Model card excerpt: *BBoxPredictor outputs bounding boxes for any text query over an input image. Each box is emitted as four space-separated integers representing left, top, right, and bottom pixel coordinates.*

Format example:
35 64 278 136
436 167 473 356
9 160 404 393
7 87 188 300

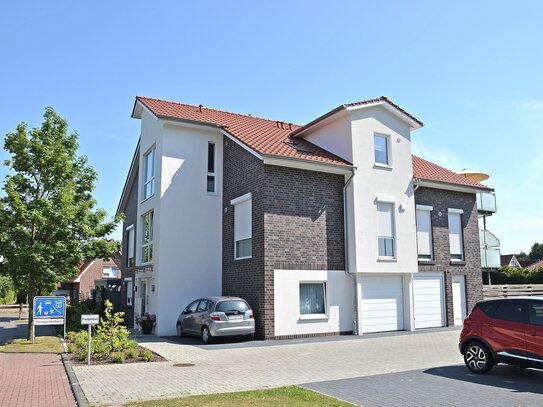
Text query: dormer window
374 134 389 166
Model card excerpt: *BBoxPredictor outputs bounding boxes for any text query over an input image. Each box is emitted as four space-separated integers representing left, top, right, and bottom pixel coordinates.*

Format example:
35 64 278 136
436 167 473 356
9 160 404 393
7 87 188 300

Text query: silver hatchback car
176 297 255 343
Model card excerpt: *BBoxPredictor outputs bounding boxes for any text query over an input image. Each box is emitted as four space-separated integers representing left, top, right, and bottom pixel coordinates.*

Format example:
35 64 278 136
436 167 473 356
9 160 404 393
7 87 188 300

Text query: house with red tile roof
56 254 122 304
117 96 496 338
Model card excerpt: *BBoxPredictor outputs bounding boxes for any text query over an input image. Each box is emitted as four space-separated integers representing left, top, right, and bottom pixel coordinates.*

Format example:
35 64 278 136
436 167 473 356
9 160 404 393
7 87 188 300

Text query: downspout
343 167 358 335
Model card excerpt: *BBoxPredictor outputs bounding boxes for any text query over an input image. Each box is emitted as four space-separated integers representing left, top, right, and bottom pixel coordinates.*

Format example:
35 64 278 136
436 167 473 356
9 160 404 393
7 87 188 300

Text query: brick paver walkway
74 328 465 404
0 353 76 407
0 314 76 407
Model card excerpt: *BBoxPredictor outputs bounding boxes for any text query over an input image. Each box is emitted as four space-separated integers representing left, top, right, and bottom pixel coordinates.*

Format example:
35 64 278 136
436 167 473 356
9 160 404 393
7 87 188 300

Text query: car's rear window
477 301 500 317
215 300 250 313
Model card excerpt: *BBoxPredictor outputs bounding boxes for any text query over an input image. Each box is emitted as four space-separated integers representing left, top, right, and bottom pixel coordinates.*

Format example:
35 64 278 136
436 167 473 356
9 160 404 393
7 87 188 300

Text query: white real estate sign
81 314 100 325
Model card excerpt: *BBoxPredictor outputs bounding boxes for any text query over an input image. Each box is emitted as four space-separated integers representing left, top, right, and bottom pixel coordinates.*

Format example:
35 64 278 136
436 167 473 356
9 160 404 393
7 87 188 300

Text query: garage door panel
413 274 444 329
361 276 404 333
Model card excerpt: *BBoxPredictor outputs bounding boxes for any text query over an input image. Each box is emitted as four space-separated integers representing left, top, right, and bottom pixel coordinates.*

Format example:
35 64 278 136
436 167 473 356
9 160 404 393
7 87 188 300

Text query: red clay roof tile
135 96 488 189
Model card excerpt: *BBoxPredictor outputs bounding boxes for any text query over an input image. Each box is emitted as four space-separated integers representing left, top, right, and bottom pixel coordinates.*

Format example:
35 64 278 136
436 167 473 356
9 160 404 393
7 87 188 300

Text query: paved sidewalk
0 314 76 407
74 329 464 404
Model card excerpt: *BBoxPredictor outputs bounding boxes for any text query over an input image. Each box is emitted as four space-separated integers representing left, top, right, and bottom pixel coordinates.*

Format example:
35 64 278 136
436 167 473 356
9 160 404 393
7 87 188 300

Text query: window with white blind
448 209 464 261
232 193 252 259
416 205 433 260
143 147 156 200
126 225 135 267
377 201 395 258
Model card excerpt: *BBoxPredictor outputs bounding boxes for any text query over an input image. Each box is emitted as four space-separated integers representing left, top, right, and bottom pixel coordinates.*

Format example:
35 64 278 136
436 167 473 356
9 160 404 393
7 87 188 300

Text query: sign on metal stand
33 296 66 344
81 314 99 365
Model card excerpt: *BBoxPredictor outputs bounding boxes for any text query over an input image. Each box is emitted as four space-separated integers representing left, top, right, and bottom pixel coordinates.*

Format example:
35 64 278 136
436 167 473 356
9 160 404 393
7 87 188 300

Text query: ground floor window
299 282 326 315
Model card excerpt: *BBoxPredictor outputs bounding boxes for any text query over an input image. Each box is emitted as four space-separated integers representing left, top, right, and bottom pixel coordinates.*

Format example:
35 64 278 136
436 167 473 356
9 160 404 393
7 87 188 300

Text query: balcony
477 191 496 214
480 229 501 269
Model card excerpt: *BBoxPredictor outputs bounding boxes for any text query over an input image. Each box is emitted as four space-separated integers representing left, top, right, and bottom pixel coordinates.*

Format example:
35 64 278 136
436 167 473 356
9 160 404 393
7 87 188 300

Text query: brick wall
415 187 483 326
119 167 139 327
262 165 345 338
222 137 266 337
222 136 346 339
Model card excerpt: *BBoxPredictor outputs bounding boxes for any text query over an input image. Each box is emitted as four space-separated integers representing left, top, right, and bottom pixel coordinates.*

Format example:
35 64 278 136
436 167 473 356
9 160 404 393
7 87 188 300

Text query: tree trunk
27 278 35 341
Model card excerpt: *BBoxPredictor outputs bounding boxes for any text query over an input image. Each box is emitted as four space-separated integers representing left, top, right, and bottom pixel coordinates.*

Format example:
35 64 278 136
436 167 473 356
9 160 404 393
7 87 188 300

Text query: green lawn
124 386 355 407
0 335 63 353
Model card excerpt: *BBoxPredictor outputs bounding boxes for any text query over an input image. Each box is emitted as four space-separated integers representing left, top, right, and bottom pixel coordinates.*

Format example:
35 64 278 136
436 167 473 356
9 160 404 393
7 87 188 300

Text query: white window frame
448 208 464 262
126 224 135 267
143 146 156 200
102 266 119 278
377 200 396 260
231 193 252 260
374 133 391 168
141 211 154 264
207 142 216 194
298 281 328 319
416 205 434 261
125 278 133 306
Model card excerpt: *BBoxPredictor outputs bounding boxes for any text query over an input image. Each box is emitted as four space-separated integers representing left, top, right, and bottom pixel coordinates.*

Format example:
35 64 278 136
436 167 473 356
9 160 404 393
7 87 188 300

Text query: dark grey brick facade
222 137 345 339
119 168 138 327
415 187 483 326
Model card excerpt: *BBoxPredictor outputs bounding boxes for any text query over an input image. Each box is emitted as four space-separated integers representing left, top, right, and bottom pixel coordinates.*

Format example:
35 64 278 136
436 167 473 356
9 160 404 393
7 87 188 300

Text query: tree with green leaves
0 107 120 339
529 243 543 260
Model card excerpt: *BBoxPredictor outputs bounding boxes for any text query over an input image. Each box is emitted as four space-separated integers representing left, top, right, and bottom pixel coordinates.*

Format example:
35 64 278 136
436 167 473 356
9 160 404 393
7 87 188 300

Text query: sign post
33 296 66 344
81 314 99 365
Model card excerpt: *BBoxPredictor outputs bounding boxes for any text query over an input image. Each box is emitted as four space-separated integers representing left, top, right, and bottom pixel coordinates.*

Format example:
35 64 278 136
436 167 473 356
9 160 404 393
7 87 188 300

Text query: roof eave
414 177 493 193
116 141 140 216
262 154 354 175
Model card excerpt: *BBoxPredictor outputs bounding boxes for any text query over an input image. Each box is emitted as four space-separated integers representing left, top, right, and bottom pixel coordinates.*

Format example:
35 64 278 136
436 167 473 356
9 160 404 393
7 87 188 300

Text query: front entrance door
452 275 467 326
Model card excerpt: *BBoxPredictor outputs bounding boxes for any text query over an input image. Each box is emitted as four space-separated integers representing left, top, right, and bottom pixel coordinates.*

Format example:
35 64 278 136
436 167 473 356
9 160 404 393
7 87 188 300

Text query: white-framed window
374 134 390 166
125 278 133 306
143 147 156 200
299 282 326 315
377 201 395 258
448 208 464 261
142 211 154 264
103 266 119 278
126 225 135 267
231 193 252 259
416 205 433 260
207 142 216 193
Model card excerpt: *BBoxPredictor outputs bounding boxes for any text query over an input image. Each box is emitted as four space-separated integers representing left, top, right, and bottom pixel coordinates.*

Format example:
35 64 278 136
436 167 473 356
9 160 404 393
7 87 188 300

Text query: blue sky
1 1 541 254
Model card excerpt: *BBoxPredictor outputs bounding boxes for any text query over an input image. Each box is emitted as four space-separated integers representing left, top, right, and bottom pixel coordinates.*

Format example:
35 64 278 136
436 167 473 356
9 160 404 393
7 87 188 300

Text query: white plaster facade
132 106 223 336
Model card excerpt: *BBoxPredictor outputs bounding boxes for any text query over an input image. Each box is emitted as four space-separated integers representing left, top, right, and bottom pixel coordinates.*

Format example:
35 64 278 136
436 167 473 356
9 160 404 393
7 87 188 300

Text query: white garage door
413 274 445 329
361 276 404 333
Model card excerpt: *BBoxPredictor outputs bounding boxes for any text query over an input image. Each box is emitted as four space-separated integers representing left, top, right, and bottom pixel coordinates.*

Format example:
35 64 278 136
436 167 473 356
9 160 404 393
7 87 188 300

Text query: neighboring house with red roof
57 255 122 304
501 254 522 268
117 96 496 338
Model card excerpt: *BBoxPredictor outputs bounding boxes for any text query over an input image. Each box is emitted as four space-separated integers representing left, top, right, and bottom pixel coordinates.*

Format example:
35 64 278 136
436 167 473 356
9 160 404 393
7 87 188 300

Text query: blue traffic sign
34 296 65 318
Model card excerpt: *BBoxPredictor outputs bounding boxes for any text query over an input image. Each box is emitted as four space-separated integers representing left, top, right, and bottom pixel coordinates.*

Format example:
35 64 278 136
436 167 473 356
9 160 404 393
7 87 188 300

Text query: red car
459 297 543 374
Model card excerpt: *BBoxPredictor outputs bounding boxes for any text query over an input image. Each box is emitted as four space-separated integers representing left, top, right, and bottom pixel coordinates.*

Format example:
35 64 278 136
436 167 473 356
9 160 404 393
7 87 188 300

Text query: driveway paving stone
74 328 465 404
302 364 543 407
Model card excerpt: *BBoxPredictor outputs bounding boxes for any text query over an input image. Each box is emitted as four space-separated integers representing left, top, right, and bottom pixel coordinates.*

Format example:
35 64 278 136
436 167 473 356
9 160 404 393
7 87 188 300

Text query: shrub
111 352 125 364
96 300 131 352
0 276 16 304
492 266 543 284
126 348 137 359
140 349 154 362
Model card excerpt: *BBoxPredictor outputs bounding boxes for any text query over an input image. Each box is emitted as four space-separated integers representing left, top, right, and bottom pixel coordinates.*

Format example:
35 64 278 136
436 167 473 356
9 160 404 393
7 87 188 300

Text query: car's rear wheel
464 341 493 374
176 322 185 338
202 326 214 344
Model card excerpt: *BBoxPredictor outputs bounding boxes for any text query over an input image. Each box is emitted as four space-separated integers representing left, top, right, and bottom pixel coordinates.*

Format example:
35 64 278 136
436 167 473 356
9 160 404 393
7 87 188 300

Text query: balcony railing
480 229 501 269
477 191 497 213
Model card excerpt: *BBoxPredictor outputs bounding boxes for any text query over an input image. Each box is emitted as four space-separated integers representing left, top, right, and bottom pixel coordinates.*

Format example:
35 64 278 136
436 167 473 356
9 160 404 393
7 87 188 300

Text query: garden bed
66 344 166 365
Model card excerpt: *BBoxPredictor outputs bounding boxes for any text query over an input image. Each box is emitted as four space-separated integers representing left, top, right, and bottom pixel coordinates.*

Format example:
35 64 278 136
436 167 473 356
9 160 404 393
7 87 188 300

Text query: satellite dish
457 169 489 183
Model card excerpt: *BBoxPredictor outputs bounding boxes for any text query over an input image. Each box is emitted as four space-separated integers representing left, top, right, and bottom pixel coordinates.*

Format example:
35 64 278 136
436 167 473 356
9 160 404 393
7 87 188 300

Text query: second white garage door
413 273 445 329
361 276 404 333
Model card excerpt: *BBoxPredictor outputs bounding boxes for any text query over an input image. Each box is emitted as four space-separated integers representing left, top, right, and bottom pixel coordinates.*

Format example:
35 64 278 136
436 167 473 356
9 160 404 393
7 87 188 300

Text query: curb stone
62 353 89 407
